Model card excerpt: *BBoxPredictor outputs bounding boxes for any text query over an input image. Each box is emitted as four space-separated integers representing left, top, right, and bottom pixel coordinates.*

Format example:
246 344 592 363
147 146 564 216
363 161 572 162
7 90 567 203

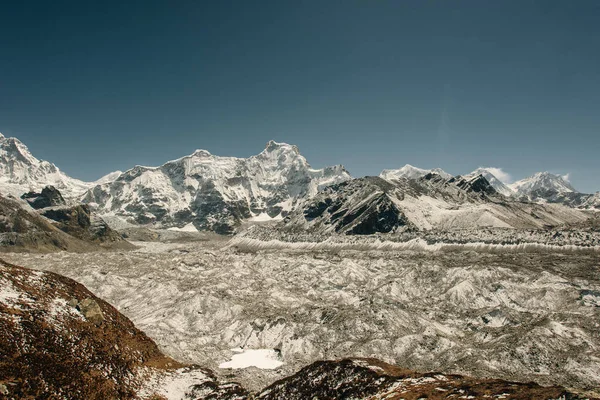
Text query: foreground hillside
1 258 595 399
0 259 249 399
5 239 599 396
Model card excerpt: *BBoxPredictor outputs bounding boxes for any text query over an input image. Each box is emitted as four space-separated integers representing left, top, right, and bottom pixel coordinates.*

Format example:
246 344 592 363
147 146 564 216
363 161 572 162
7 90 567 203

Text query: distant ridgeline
0 132 598 235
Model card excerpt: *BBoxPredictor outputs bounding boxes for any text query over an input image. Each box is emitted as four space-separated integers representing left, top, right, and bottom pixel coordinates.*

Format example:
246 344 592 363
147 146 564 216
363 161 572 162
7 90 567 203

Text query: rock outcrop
20 185 66 209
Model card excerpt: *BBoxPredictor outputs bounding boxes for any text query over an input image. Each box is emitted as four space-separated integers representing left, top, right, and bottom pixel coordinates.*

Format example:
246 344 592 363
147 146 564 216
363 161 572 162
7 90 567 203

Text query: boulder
77 298 104 324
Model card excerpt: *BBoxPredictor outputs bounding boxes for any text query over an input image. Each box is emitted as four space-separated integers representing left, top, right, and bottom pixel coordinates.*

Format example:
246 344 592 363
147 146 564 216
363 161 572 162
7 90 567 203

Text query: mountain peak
381 164 452 181
465 168 514 197
510 171 577 198
263 140 300 154
192 149 212 157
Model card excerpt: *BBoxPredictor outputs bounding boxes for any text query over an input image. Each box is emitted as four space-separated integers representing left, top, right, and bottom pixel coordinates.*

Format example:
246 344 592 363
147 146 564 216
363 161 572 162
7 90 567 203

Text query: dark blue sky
1 0 599 191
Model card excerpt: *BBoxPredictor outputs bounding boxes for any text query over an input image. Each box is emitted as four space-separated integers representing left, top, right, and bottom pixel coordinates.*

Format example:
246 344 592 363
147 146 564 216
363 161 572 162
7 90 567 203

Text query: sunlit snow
219 348 283 370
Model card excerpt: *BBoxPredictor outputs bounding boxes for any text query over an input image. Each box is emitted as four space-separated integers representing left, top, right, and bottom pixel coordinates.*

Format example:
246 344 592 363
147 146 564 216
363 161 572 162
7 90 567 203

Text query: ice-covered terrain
4 237 599 394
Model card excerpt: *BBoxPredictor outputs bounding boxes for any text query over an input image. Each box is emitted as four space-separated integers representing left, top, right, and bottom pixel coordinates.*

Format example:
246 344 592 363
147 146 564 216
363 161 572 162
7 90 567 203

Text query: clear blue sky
1 0 599 192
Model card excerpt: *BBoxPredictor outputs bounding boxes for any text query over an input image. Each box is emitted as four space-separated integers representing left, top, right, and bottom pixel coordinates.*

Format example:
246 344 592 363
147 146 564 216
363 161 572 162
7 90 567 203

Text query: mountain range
0 133 597 233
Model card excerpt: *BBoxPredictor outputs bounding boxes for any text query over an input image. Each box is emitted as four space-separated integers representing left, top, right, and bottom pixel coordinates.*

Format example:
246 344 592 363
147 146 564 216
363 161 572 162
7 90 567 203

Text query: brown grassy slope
0 259 177 399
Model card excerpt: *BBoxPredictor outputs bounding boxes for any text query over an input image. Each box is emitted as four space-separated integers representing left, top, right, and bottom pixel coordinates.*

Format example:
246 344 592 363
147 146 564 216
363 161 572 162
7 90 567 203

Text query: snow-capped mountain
83 141 351 233
581 192 600 210
93 170 123 185
465 168 514 197
0 133 92 198
380 164 452 181
510 171 576 200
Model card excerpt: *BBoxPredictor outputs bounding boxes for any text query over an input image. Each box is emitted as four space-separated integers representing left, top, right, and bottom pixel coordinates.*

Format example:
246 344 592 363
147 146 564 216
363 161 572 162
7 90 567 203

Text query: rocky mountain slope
82 141 351 233
0 187 132 252
281 172 589 234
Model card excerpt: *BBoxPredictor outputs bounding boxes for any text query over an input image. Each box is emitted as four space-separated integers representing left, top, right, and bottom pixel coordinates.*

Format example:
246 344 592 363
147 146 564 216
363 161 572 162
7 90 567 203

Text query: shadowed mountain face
21 186 66 209
0 187 133 252
0 194 100 252
285 177 413 234
281 173 590 233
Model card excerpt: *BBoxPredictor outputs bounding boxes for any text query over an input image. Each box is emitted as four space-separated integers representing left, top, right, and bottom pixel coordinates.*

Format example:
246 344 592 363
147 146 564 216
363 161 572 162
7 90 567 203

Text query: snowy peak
465 168 514 197
0 134 91 198
0 135 41 166
510 171 577 200
380 164 452 181
262 140 300 155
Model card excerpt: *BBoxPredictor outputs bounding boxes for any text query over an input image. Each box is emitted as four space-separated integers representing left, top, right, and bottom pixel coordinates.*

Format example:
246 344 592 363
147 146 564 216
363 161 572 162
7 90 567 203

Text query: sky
1 0 599 192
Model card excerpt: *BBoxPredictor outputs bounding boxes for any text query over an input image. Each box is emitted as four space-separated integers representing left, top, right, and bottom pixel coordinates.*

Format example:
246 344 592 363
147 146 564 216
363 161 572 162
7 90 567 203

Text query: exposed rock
455 174 498 196
77 298 104 324
0 193 133 252
285 177 413 235
21 185 66 209
40 204 134 248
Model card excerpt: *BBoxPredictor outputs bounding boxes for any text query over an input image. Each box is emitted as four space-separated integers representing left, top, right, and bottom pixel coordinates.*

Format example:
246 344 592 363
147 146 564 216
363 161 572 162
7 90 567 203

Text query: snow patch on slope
380 164 452 181
219 348 284 370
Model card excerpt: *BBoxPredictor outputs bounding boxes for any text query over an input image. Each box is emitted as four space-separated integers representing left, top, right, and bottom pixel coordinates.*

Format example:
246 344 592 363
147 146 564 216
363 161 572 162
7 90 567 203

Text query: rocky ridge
281 172 590 234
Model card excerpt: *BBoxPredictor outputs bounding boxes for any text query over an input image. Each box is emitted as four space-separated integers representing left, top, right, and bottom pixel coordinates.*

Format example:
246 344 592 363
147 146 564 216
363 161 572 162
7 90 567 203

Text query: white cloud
480 167 512 184
562 173 571 182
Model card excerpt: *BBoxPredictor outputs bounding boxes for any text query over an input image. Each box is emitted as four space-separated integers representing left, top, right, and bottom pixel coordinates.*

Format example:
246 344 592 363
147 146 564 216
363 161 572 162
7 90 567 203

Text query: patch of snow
250 213 283 222
219 348 284 370
139 367 212 400
167 223 198 232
